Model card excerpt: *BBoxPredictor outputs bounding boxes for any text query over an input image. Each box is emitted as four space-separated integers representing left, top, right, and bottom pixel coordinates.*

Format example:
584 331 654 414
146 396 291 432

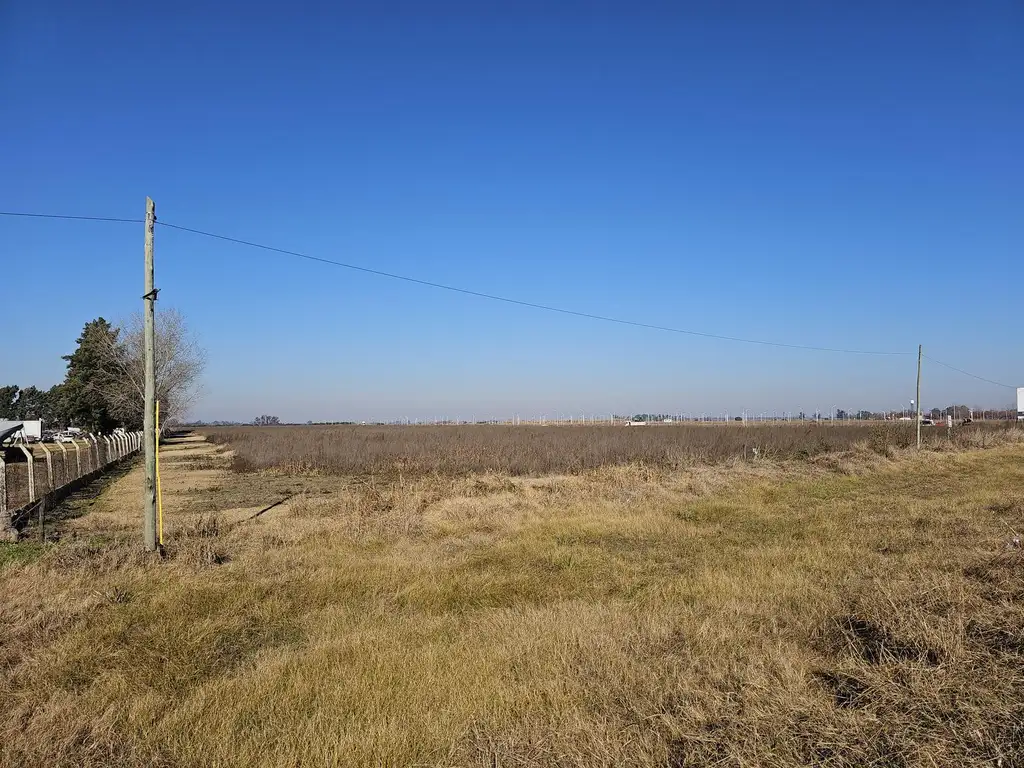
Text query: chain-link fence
1 432 142 527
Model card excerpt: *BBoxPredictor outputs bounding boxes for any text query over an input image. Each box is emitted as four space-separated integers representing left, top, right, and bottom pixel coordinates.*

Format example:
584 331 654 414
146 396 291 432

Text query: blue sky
3 2 1022 421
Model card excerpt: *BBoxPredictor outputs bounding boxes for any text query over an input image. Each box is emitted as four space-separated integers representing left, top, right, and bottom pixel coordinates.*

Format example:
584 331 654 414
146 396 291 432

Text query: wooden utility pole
143 197 158 551
916 344 923 450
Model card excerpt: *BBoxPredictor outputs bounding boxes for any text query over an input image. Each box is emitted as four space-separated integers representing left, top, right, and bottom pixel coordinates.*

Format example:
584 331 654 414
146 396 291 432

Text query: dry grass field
201 421 1012 476
1 427 1024 766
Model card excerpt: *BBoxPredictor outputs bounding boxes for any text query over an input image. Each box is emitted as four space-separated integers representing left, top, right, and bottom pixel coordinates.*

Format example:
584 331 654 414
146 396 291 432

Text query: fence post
89 435 99 472
38 443 53 493
57 441 68 484
73 440 82 478
18 445 35 504
102 435 112 465
0 454 6 520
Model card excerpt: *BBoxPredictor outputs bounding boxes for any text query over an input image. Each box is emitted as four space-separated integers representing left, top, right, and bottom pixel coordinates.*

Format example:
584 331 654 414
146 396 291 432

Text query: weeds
2 433 1024 766
200 422 1018 477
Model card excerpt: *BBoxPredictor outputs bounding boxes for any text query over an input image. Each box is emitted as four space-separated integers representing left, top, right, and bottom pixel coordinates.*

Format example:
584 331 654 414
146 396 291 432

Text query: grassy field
1 429 1023 766
199 421 1013 476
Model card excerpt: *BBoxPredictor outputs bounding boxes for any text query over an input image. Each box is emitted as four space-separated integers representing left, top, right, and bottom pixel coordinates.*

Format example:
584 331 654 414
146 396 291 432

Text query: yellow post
156 400 164 545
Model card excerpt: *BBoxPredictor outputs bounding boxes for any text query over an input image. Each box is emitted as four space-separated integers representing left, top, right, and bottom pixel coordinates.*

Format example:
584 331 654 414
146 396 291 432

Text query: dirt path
56 432 302 540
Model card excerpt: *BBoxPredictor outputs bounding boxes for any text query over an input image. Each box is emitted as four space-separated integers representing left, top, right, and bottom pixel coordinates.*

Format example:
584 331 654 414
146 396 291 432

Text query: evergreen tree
0 386 18 419
61 318 121 432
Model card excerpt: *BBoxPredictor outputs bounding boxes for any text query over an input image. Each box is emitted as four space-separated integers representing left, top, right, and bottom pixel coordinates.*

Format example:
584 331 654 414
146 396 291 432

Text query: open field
2 430 1024 766
200 421 1015 476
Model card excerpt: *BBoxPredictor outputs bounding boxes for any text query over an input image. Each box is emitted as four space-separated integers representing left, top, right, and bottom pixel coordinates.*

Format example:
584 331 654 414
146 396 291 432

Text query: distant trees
11 386 48 421
253 415 280 426
5 311 205 432
0 386 18 418
0 384 70 425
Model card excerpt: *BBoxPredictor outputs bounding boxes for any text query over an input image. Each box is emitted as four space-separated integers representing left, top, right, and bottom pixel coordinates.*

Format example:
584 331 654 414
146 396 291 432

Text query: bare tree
97 308 206 428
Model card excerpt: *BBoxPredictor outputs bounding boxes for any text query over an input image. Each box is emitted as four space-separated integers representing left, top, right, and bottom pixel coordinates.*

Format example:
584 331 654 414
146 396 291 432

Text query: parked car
55 432 79 443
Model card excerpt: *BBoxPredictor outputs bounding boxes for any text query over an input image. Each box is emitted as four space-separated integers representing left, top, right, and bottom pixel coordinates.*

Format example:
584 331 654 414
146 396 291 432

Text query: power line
923 355 1016 389
157 220 909 356
0 210 143 224
0 208 954 358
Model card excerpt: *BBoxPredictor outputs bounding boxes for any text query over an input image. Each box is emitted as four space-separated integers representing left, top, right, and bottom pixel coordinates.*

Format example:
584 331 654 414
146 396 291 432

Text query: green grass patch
0 541 47 569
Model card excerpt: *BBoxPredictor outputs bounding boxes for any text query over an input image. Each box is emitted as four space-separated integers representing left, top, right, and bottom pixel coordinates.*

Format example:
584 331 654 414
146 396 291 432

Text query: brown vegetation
2 432 1023 766
201 421 1014 476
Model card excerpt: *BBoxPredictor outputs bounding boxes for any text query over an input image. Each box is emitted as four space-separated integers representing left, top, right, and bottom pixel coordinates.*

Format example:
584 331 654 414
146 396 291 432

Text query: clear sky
3 2 1022 422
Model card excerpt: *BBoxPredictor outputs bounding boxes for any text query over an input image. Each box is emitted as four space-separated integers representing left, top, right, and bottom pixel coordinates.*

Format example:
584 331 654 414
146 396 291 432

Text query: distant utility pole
143 197 158 551
915 344 923 450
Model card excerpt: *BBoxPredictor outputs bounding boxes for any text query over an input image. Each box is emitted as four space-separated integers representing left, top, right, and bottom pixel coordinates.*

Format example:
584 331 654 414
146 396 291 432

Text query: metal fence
1 432 142 526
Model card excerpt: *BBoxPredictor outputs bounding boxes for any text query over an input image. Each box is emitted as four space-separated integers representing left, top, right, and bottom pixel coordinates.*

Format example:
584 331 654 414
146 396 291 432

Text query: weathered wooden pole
143 197 158 551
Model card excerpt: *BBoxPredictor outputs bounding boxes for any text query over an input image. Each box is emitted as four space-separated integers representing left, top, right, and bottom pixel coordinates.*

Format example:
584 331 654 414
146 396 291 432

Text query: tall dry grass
199 421 1015 477
1 433 1023 766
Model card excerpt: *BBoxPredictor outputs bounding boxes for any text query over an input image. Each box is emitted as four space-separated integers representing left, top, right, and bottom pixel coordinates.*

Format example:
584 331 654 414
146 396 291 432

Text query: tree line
1 309 204 433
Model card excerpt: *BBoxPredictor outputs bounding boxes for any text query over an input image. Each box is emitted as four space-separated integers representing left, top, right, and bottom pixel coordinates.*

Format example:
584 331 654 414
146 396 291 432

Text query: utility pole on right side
143 197 158 551
916 344 923 450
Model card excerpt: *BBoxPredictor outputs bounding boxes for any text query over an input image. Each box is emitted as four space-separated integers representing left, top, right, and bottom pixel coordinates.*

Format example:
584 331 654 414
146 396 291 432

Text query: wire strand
8 209 987 360
157 220 909 356
0 210 143 224
923 355 1016 389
